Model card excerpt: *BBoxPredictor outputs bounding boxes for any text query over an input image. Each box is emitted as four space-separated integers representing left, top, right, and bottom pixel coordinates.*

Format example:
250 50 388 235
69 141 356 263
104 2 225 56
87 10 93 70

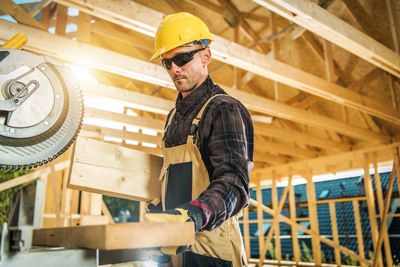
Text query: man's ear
202 48 212 66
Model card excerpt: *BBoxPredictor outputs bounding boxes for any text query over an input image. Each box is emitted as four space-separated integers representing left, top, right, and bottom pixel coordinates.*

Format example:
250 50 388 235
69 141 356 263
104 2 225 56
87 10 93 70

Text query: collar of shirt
174 76 214 118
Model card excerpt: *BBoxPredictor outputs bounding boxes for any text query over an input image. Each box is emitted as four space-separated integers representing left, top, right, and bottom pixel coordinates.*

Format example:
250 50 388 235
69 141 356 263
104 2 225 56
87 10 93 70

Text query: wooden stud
352 200 365 266
386 0 400 53
55 4 68 35
373 154 399 267
255 182 265 262
288 176 300 263
271 177 281 262
328 201 341 265
77 11 92 43
304 171 322 265
363 154 383 266
372 155 393 266
243 207 251 262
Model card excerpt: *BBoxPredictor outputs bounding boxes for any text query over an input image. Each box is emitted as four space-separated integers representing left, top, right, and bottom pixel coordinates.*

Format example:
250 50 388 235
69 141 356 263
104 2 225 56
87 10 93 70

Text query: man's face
161 45 211 97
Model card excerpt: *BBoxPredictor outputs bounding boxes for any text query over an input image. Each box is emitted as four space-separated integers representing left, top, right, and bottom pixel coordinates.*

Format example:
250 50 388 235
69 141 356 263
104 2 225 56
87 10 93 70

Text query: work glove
144 203 204 256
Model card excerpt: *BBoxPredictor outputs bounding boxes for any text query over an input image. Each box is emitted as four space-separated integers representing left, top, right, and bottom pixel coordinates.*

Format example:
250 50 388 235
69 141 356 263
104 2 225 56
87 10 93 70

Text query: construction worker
144 12 254 267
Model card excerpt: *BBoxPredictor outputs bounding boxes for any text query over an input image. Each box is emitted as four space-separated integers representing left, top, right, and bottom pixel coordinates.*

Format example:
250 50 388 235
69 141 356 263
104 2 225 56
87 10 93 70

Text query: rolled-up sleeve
194 102 253 231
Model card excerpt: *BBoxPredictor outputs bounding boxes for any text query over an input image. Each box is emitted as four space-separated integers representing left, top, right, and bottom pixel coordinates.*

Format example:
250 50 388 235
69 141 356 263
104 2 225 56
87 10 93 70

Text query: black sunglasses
161 48 206 70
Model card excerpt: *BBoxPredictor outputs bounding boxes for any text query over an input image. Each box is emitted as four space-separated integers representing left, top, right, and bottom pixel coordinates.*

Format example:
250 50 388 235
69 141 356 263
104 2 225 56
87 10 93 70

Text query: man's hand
144 204 205 256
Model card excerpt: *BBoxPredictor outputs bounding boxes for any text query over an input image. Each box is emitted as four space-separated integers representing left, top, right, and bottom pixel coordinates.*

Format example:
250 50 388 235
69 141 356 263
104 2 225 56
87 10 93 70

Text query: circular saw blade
0 49 84 170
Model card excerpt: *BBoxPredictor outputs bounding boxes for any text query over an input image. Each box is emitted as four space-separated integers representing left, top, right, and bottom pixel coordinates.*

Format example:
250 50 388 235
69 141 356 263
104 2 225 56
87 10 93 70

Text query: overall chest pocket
165 162 193 210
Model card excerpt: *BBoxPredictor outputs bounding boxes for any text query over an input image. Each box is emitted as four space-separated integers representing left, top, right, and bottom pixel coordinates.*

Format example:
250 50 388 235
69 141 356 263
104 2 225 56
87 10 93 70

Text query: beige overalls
159 95 247 267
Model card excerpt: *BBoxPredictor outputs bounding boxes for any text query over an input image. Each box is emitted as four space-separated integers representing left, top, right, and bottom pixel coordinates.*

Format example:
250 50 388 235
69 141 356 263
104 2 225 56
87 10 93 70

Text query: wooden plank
252 0 400 78
51 0 400 126
33 222 195 249
0 21 392 142
68 137 162 201
352 200 365 266
0 0 46 30
328 202 341 265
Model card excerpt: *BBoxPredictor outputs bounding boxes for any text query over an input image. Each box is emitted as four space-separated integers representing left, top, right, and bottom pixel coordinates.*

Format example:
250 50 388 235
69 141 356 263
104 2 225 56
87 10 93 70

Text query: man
144 12 254 267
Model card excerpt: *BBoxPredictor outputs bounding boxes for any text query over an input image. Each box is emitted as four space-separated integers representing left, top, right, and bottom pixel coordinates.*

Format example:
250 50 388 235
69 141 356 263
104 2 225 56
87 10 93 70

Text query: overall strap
162 108 176 142
188 94 227 141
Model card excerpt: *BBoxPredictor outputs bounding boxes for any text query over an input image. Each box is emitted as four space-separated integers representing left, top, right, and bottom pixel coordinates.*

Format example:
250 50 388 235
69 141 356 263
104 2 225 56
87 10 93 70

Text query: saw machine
0 33 83 170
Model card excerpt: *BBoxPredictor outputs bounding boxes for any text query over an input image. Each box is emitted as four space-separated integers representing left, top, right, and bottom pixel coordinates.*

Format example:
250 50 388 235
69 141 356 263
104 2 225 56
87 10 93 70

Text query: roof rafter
52 0 400 126
0 20 390 143
252 0 400 78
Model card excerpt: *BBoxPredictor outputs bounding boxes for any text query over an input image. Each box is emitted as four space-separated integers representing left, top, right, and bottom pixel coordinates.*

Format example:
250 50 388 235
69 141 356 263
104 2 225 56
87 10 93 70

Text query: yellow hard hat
151 12 214 61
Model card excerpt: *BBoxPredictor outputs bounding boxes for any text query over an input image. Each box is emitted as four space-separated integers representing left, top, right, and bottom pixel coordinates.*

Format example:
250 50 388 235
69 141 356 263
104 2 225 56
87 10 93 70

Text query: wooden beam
253 142 400 181
68 137 162 202
252 0 400 78
0 0 46 31
255 123 351 152
386 0 400 53
51 0 400 125
55 4 68 35
28 0 52 17
255 138 318 159
255 183 265 258
33 221 195 249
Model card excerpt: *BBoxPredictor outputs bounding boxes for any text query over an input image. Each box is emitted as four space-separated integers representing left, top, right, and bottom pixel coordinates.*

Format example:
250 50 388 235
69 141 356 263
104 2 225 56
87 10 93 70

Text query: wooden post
304 171 322 265
77 11 92 43
288 176 300 263
352 200 365 266
363 154 383 266
329 201 341 266
271 177 281 262
373 154 399 267
55 4 68 35
255 181 265 265
372 156 393 266
243 207 251 262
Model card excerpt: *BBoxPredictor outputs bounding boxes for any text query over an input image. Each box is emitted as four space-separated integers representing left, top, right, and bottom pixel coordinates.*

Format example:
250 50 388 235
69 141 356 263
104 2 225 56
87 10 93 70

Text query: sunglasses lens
161 58 172 70
174 53 193 67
